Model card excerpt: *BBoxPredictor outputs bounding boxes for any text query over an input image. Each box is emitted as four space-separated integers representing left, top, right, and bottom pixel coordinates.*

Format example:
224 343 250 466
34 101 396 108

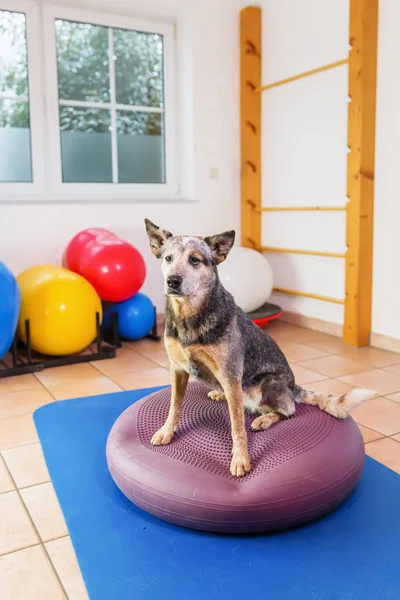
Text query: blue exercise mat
34 387 400 600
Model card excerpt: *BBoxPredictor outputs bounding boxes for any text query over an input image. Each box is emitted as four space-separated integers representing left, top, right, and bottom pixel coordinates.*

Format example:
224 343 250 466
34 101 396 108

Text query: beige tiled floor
1 321 400 598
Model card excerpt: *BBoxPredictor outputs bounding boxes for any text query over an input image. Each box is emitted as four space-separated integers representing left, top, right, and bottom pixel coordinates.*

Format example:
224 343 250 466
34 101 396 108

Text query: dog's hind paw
151 426 174 446
208 390 226 401
251 413 282 432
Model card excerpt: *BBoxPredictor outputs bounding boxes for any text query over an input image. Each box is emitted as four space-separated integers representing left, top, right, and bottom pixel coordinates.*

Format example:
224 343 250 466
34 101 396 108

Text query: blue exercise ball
0 262 21 359
103 293 155 341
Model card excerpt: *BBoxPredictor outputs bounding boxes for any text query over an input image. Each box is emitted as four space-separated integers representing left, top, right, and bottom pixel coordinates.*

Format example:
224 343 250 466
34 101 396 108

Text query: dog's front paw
230 452 251 478
151 426 174 446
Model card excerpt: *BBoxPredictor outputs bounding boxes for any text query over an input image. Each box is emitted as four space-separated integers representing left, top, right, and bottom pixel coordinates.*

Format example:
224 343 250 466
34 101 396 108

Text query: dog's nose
167 275 182 290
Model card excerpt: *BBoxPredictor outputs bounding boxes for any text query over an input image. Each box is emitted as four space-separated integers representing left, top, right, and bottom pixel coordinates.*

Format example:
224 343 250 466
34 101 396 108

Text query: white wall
372 0 400 339
0 0 241 312
260 0 349 326
259 0 400 340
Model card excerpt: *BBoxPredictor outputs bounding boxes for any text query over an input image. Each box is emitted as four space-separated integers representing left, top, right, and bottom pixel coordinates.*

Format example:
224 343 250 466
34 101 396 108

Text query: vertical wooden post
240 6 262 249
344 0 379 346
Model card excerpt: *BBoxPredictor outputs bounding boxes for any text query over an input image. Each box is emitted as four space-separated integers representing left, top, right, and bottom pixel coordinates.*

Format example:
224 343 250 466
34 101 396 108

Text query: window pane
55 20 109 103
114 29 164 108
117 111 164 183
0 11 32 183
0 10 28 98
60 106 112 182
0 101 31 183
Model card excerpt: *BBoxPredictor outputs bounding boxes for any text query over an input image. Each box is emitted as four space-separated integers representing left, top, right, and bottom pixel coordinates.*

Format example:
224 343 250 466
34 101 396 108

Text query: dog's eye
165 255 173 263
189 256 200 266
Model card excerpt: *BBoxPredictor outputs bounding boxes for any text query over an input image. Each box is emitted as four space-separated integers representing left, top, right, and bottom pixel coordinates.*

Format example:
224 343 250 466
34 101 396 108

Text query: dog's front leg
151 369 189 446
224 379 251 477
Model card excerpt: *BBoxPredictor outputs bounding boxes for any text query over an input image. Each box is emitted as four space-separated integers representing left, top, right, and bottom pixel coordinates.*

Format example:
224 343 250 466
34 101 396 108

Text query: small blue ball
103 293 155 341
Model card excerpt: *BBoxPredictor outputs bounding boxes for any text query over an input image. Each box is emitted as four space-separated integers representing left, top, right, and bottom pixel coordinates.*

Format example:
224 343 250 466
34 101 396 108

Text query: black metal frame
104 306 161 348
0 305 162 379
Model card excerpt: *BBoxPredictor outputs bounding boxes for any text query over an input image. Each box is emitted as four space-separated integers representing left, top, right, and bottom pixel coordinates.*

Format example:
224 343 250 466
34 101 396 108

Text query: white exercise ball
218 247 273 313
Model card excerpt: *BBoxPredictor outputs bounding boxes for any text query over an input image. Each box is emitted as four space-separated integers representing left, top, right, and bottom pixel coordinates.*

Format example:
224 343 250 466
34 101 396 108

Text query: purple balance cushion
106 382 365 534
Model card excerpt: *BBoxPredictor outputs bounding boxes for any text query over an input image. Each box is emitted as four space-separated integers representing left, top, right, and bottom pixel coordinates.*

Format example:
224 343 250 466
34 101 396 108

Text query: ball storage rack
0 307 161 379
102 307 161 349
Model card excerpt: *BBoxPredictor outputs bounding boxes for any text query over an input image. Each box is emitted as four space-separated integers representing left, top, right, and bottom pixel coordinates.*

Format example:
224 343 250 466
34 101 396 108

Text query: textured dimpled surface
137 382 334 481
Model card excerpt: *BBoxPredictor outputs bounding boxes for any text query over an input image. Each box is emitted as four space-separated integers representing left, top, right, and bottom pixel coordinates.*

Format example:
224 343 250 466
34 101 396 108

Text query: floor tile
300 377 355 396
266 321 300 336
290 364 327 385
269 325 325 345
0 374 42 394
307 336 350 355
357 425 384 444
46 537 89 600
0 491 38 555
35 364 103 388
0 456 14 493
278 342 328 363
126 338 165 358
0 414 39 451
339 347 400 368
111 367 171 391
47 377 122 401
92 347 159 376
294 329 344 344
366 437 400 474
143 348 170 369
20 483 68 542
386 391 400 404
0 389 54 420
351 397 400 436
338 369 400 396
296 355 367 378
383 363 400 377
2 443 50 489
0 545 65 599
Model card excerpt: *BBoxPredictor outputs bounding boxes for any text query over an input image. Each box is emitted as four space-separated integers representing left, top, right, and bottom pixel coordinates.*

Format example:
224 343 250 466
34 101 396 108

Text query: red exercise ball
64 228 117 272
64 228 146 302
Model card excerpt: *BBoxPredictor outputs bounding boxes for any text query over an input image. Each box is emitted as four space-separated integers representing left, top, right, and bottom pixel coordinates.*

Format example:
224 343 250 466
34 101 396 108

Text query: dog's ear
204 230 235 265
144 219 173 258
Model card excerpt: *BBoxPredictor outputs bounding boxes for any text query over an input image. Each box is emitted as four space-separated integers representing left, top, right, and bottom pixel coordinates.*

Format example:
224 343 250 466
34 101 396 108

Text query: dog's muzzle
167 275 183 295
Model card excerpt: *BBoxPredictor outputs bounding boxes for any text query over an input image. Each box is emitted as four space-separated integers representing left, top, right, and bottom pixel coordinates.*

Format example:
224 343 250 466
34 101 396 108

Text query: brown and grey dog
145 219 375 477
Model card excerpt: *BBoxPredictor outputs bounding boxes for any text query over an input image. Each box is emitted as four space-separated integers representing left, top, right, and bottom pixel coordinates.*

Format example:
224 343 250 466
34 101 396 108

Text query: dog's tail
295 386 375 419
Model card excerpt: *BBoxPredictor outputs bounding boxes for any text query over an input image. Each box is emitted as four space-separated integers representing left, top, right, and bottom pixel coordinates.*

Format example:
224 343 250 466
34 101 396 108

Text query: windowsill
0 195 197 205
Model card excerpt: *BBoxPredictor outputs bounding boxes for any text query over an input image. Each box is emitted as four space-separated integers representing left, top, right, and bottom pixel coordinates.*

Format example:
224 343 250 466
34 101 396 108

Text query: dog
145 219 375 477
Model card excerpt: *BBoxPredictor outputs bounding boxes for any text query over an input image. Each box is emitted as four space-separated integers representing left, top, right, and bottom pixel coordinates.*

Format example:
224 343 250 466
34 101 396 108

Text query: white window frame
0 1 178 202
0 0 46 196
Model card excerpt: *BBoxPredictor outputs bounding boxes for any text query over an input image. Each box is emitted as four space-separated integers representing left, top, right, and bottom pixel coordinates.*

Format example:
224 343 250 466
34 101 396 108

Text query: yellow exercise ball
17 265 102 356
